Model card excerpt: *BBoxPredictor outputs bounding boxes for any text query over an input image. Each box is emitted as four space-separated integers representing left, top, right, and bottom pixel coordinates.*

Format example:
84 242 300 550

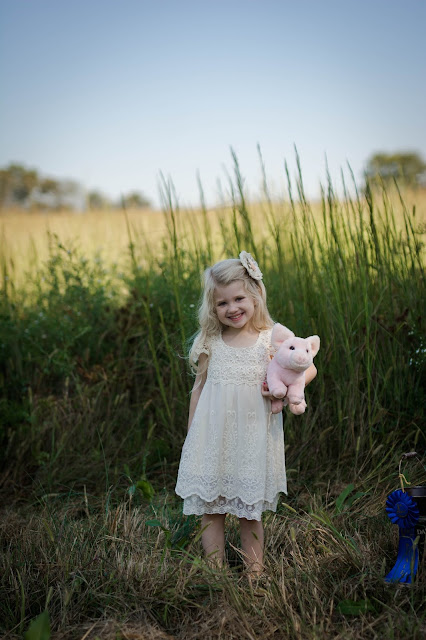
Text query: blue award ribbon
385 490 420 584
385 489 419 528
384 527 419 584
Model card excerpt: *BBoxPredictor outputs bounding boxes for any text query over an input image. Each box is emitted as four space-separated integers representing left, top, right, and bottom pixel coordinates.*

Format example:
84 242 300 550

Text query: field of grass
2 178 425 288
1 160 425 639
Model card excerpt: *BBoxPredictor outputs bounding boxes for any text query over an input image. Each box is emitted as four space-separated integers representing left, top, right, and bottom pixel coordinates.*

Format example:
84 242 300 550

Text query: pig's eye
306 349 309 353
289 346 295 350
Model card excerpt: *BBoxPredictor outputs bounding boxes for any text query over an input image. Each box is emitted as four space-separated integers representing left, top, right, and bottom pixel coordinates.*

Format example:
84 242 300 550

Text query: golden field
1 187 425 288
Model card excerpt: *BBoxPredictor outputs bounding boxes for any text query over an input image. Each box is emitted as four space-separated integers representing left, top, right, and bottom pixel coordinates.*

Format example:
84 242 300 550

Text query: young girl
175 252 317 575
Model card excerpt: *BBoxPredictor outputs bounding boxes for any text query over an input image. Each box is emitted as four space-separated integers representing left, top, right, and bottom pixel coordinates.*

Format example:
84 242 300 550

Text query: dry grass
1 208 168 285
2 481 425 640
2 187 425 288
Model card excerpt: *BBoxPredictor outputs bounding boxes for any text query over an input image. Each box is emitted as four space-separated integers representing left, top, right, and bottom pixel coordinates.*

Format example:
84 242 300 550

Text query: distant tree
87 190 111 210
0 163 85 210
0 167 12 206
32 178 83 209
55 179 84 209
365 151 426 188
0 162 151 211
0 163 39 207
39 177 59 195
33 177 61 208
121 191 151 209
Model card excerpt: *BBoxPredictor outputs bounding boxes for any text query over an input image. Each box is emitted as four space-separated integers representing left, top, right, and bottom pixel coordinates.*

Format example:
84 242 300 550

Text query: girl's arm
305 364 317 385
187 353 208 431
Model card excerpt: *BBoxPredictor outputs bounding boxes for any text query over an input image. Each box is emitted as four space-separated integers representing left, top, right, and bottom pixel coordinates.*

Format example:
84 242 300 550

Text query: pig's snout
291 350 311 369
295 353 309 365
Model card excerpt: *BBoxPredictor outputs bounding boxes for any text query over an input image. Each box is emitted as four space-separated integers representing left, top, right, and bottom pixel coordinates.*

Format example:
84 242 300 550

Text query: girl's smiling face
214 281 255 331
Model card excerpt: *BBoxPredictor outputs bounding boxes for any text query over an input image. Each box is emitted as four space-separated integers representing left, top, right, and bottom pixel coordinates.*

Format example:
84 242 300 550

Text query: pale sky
1 0 425 207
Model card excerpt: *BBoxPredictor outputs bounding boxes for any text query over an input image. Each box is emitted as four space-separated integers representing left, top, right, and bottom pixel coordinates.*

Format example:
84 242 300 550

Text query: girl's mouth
228 312 244 322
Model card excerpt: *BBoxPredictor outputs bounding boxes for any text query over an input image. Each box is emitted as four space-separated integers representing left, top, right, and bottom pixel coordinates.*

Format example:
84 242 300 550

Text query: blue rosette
385 489 419 528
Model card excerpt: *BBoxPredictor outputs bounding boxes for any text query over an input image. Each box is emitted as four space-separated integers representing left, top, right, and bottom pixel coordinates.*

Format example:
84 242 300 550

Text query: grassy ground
2 476 425 640
1 162 425 638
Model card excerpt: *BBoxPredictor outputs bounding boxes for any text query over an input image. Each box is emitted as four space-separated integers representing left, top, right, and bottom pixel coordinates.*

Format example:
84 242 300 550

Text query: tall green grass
1 156 425 638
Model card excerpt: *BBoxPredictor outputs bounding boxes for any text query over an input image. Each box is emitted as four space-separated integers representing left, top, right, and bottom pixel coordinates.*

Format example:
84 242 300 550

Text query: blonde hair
189 258 274 373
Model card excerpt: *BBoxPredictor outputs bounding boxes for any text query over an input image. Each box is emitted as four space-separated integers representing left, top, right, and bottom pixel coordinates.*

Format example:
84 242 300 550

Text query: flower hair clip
239 251 263 281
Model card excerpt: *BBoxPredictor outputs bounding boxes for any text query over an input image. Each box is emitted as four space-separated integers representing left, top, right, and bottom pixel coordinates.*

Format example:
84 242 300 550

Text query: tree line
365 151 426 188
1 152 425 212
0 163 151 211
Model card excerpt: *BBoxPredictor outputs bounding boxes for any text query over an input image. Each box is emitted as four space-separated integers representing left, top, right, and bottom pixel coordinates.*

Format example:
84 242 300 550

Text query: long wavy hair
189 258 274 373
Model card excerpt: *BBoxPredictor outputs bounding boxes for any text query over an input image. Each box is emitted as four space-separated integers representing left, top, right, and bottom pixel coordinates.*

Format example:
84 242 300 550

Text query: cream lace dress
175 328 287 521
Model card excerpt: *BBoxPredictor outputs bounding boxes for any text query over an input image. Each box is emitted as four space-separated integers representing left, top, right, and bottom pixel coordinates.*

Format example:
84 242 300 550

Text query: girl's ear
271 323 295 350
306 335 320 357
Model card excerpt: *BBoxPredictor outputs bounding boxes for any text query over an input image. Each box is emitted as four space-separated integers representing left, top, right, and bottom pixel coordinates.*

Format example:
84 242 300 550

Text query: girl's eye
289 346 295 350
217 302 226 307
235 297 244 301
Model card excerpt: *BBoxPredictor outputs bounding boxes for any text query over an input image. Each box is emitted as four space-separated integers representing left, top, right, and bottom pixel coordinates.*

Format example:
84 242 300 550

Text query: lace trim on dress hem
176 488 287 503
183 506 267 521
182 493 282 521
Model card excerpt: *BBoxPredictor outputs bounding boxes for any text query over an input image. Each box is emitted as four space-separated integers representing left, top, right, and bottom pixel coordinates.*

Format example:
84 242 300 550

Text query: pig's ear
306 335 320 357
272 323 295 350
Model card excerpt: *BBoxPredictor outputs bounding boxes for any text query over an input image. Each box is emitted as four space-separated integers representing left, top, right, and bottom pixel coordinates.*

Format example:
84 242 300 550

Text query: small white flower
239 251 263 280
189 304 195 308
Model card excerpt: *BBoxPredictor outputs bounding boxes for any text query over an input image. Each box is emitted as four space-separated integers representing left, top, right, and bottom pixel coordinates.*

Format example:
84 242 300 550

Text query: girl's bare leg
239 518 264 576
201 513 226 567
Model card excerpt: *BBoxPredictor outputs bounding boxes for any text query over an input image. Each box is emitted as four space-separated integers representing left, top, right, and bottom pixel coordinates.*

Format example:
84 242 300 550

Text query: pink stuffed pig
265 324 320 415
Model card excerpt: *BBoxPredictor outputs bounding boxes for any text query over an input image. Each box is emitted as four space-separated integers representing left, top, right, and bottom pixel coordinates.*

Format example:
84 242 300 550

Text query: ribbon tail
385 527 419 584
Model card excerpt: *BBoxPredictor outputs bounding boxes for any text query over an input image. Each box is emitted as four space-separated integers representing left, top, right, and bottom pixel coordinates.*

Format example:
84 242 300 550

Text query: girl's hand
262 381 285 413
262 381 275 397
305 364 317 386
262 381 285 398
